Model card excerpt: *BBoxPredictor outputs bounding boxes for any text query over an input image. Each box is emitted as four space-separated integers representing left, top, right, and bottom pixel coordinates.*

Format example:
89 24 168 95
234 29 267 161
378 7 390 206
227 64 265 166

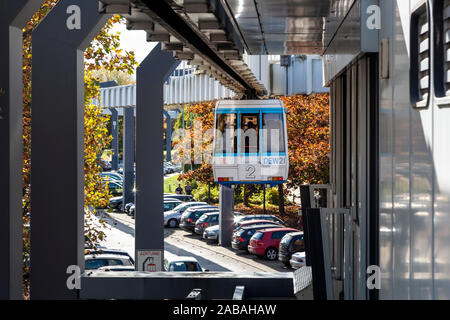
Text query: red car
248 227 299 260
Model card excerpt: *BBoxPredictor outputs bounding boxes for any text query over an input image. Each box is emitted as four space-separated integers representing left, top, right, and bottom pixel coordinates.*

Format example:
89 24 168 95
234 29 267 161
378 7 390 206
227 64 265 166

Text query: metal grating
293 266 312 295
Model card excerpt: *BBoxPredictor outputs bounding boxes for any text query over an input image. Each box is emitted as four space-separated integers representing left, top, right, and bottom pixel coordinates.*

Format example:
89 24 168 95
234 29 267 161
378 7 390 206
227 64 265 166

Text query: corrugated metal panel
97 56 327 109
97 68 236 108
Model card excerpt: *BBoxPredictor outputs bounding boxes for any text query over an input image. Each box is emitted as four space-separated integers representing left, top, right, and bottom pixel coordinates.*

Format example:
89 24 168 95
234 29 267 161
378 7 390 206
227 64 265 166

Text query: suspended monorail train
212 99 289 186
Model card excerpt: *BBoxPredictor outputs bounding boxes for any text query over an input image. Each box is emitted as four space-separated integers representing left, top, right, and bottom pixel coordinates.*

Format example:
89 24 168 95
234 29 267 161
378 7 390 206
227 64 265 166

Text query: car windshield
197 215 208 222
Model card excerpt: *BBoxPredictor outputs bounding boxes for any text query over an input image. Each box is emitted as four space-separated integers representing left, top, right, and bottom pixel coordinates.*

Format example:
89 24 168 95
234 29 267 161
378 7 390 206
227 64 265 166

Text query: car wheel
265 248 278 261
168 219 178 228
282 260 290 267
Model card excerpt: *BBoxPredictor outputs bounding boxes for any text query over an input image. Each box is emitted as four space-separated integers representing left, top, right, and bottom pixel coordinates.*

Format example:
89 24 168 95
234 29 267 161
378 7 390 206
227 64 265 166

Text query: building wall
379 0 450 300
271 55 330 96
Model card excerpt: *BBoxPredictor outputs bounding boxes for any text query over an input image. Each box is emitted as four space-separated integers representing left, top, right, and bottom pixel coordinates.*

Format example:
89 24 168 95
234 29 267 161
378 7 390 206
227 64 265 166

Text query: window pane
215 113 237 154
185 262 199 271
262 113 285 153
169 262 187 271
240 114 259 154
108 259 124 266
85 259 108 270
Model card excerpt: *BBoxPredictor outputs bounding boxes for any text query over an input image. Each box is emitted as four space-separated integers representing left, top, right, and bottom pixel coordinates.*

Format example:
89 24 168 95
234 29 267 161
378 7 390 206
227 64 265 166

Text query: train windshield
262 113 285 154
240 113 259 155
215 113 238 155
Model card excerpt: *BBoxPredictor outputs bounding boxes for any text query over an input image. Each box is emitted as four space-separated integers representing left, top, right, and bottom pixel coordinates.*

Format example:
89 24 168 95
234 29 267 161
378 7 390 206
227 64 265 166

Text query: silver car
164 202 208 228
203 225 219 242
289 251 306 269
203 215 245 242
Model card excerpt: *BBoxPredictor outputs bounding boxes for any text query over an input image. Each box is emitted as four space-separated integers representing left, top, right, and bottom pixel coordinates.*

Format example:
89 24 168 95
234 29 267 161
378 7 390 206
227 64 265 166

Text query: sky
110 22 158 67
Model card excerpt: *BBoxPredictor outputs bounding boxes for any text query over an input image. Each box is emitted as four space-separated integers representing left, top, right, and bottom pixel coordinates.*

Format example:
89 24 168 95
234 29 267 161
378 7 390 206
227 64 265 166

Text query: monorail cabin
212 99 289 186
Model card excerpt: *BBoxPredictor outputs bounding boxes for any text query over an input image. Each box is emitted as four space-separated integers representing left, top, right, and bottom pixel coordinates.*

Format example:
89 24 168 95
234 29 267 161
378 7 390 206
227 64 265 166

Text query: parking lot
103 211 293 274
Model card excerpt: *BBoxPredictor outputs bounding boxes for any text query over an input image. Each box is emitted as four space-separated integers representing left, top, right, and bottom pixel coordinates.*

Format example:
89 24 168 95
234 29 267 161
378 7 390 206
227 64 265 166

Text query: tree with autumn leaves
22 1 137 291
176 93 330 212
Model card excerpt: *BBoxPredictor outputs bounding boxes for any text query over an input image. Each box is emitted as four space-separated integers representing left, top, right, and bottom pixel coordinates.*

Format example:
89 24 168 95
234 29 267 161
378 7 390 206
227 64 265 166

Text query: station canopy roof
99 0 357 93
209 0 355 55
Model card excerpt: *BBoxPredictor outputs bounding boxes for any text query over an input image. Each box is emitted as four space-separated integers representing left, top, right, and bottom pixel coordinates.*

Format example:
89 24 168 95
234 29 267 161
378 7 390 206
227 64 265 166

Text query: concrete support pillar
0 0 42 300
110 109 119 171
31 0 109 299
135 44 179 256
123 108 135 206
219 185 235 247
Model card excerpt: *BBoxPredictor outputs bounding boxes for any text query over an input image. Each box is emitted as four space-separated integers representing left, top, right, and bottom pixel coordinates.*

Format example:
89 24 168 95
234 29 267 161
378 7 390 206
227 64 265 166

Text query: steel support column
110 108 119 171
135 44 179 256
123 108 135 207
219 185 234 247
31 0 109 299
0 0 42 300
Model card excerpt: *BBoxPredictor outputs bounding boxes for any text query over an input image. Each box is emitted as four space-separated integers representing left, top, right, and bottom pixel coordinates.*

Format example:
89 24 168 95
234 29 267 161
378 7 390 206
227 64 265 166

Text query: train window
410 0 430 108
262 113 286 154
433 0 450 103
215 113 237 154
239 113 259 155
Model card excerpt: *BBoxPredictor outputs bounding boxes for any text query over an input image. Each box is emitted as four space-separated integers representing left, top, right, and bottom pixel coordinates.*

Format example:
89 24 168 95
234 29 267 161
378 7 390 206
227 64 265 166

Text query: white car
164 202 208 227
97 266 135 272
163 255 205 272
289 252 306 269
85 253 134 270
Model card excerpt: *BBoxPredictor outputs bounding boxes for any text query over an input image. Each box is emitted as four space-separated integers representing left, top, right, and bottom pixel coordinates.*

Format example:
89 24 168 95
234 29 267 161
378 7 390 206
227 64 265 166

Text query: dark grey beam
219 185 234 247
81 272 294 299
31 0 109 299
110 109 119 171
0 0 42 300
135 44 179 258
122 107 135 206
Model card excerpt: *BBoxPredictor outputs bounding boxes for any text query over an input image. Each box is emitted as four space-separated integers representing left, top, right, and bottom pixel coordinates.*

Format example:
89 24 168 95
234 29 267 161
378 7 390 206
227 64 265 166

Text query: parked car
202 215 244 242
100 160 112 171
232 224 282 251
163 255 204 272
98 266 135 272
85 253 134 270
166 162 181 172
106 180 123 196
164 199 183 212
289 251 306 270
129 204 135 217
278 232 305 266
203 225 220 242
234 219 283 232
194 212 219 235
164 194 194 202
179 207 219 233
233 214 284 228
164 201 208 228
248 227 299 260
108 196 123 211
125 202 134 214
164 162 175 174
100 172 123 183
85 248 135 265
